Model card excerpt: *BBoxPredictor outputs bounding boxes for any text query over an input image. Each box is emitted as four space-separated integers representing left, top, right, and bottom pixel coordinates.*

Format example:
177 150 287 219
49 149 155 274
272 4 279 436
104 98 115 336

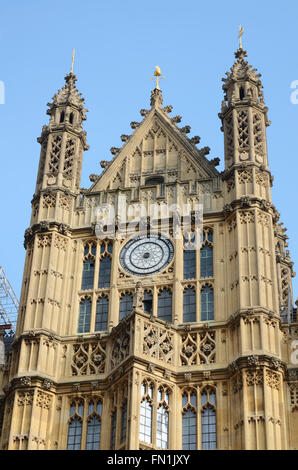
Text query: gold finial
151 65 165 89
238 24 244 49
71 48 75 74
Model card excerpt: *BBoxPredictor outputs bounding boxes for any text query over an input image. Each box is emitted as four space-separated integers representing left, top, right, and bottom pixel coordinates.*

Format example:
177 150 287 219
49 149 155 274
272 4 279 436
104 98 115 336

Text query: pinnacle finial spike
238 25 244 50
71 48 75 74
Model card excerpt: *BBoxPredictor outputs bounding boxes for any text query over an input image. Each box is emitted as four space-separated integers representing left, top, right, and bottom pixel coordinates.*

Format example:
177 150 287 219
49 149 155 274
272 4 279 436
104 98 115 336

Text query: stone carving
246 370 263 386
111 322 130 369
54 234 68 252
143 322 174 365
72 341 106 376
48 135 62 176
59 194 71 211
239 211 255 224
37 234 52 248
266 370 280 390
42 192 56 209
17 391 34 406
36 391 52 409
238 169 253 184
133 281 144 313
180 331 216 366
247 355 259 367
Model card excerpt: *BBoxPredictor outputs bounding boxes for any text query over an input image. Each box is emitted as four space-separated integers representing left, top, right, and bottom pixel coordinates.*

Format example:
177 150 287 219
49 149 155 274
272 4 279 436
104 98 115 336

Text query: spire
150 65 164 108
35 63 89 196
219 32 271 172
47 71 88 123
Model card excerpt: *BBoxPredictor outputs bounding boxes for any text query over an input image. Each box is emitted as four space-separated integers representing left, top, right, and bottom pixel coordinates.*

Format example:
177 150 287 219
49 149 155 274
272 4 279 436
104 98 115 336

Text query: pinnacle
150 87 163 108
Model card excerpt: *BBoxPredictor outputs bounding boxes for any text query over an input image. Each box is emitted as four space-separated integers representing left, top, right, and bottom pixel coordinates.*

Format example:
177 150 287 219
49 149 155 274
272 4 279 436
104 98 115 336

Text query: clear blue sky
0 0 297 302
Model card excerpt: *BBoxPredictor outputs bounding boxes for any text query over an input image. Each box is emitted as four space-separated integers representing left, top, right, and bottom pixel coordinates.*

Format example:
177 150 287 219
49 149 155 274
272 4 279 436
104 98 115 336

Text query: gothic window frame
157 287 173 323
85 399 103 450
181 387 198 451
181 386 217 450
200 228 214 279
119 291 134 321
95 294 109 332
201 386 217 450
139 380 171 450
143 289 153 315
98 242 113 288
139 380 154 446
81 242 96 291
66 400 85 450
183 286 197 323
78 296 92 333
156 386 170 450
200 283 214 322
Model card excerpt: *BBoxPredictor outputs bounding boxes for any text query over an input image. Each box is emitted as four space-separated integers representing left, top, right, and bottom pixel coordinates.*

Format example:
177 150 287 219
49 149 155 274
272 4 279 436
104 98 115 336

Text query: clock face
119 233 174 276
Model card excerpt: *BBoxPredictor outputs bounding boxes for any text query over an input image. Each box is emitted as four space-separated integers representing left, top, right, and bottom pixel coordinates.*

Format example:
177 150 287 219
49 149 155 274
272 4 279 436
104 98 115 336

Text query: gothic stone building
0 45 297 451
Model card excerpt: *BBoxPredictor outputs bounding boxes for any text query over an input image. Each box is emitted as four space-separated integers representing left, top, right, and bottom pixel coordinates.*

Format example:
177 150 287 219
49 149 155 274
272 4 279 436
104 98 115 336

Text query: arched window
120 401 128 444
201 286 214 321
156 388 169 449
143 290 153 315
119 293 133 321
201 389 216 450
67 417 82 450
239 86 245 100
110 410 117 450
158 289 172 322
98 256 111 288
182 392 197 450
78 298 91 333
95 296 109 331
184 250 196 279
183 287 196 323
139 382 153 445
86 400 102 450
200 229 213 278
81 259 95 290
200 245 213 278
67 402 84 450
69 112 74 124
60 110 65 123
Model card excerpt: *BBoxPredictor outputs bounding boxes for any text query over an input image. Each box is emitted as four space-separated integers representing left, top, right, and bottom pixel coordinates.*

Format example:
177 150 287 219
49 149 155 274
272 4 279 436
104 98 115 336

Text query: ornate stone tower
0 46 297 451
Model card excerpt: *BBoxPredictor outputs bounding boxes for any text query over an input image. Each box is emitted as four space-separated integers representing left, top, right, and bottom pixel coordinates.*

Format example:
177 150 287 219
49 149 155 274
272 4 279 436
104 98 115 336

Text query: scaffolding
0 266 19 333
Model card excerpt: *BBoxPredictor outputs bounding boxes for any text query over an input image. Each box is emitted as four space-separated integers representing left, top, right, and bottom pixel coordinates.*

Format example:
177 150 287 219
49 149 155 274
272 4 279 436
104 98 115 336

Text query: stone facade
0 47 297 450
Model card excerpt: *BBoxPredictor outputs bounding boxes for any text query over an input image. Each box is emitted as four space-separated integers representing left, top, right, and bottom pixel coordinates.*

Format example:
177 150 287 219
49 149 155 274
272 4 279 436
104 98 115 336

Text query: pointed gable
89 90 219 193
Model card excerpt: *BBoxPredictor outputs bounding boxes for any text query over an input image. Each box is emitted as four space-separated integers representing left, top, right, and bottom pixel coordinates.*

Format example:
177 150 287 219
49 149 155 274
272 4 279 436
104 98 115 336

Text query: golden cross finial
238 24 244 49
71 48 75 74
151 65 165 89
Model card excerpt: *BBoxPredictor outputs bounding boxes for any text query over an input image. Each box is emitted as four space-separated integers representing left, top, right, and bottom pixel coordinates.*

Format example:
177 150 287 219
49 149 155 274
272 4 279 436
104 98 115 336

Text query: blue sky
0 0 297 302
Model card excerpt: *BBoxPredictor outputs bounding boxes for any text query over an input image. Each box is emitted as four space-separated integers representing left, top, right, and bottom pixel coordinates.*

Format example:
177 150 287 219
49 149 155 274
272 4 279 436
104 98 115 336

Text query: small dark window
145 176 164 186
81 259 95 290
200 245 213 278
183 288 196 323
98 256 111 288
240 86 245 100
60 110 65 123
158 289 172 322
95 296 109 331
78 299 91 333
143 291 153 315
69 112 74 124
201 286 214 321
119 293 133 321
184 250 196 279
